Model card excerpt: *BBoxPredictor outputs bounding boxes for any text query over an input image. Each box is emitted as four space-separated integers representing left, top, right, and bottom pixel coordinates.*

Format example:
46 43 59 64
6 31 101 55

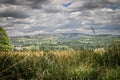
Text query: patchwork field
0 42 120 80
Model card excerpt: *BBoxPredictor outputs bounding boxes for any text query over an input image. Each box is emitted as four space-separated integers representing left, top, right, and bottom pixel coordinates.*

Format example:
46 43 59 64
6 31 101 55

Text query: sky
0 0 120 36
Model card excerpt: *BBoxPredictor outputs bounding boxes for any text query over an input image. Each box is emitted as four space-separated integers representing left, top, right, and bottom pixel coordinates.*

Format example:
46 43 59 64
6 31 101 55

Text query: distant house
14 46 23 51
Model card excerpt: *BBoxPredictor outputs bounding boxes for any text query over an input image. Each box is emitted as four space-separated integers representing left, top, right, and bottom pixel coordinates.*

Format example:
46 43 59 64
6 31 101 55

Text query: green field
10 34 120 51
0 40 120 80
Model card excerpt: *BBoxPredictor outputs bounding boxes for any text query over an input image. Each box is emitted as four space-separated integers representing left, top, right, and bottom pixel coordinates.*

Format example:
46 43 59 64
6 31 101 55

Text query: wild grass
0 42 120 80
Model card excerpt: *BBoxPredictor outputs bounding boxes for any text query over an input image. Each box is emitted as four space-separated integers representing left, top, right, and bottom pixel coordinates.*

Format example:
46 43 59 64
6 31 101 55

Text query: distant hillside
10 33 120 41
96 34 112 37
10 33 90 39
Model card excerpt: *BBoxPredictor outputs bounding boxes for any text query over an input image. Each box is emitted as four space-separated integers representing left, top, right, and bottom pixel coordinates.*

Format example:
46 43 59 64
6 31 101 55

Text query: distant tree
0 26 12 51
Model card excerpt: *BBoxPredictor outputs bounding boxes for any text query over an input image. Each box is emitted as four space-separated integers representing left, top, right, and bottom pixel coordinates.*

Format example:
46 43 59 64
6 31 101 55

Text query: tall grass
0 42 120 80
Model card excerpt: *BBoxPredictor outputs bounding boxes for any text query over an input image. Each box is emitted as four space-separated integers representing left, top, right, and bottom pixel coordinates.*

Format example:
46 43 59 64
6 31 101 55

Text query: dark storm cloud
0 0 48 4
0 0 49 9
0 0 17 4
103 22 120 30
71 0 120 12
83 0 106 9
42 7 61 13
12 21 30 24
27 0 49 9
84 0 120 9
0 10 29 18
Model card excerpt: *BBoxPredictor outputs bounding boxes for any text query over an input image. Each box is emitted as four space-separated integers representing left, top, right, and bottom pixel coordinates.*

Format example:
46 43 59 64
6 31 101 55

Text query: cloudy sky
0 0 120 36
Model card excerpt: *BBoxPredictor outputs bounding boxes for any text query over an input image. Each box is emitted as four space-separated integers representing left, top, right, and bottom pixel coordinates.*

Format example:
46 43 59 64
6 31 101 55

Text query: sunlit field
0 41 120 80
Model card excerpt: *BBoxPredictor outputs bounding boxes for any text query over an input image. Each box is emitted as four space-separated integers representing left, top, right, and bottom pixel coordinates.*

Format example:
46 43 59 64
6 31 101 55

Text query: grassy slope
0 43 120 80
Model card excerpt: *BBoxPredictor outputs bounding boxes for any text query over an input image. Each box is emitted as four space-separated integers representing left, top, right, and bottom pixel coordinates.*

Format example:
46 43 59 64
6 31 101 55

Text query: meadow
0 41 120 80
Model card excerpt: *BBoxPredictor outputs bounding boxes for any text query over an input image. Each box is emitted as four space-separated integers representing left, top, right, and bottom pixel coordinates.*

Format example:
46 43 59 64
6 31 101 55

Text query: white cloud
0 0 120 36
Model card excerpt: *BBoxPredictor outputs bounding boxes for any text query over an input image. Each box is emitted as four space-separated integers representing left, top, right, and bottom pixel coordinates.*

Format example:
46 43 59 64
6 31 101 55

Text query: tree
0 26 12 51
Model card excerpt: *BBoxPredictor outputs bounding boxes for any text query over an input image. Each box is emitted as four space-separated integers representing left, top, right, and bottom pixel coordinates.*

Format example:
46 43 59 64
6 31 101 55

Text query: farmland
0 42 120 80
10 33 120 51
0 34 120 80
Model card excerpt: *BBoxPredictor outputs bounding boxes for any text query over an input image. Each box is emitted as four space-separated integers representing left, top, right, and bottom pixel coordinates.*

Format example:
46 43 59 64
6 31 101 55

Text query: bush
0 26 12 51
102 41 120 67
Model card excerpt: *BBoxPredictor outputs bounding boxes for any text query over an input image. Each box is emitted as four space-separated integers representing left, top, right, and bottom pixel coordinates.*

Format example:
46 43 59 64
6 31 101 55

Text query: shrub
102 41 120 67
0 26 12 51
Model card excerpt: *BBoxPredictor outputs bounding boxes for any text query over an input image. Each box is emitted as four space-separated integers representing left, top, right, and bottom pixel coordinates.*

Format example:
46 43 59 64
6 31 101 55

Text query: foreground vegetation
0 42 120 80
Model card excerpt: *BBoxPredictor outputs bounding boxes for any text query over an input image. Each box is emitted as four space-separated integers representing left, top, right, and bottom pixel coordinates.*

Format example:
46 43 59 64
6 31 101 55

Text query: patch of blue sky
108 4 120 10
62 2 72 7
